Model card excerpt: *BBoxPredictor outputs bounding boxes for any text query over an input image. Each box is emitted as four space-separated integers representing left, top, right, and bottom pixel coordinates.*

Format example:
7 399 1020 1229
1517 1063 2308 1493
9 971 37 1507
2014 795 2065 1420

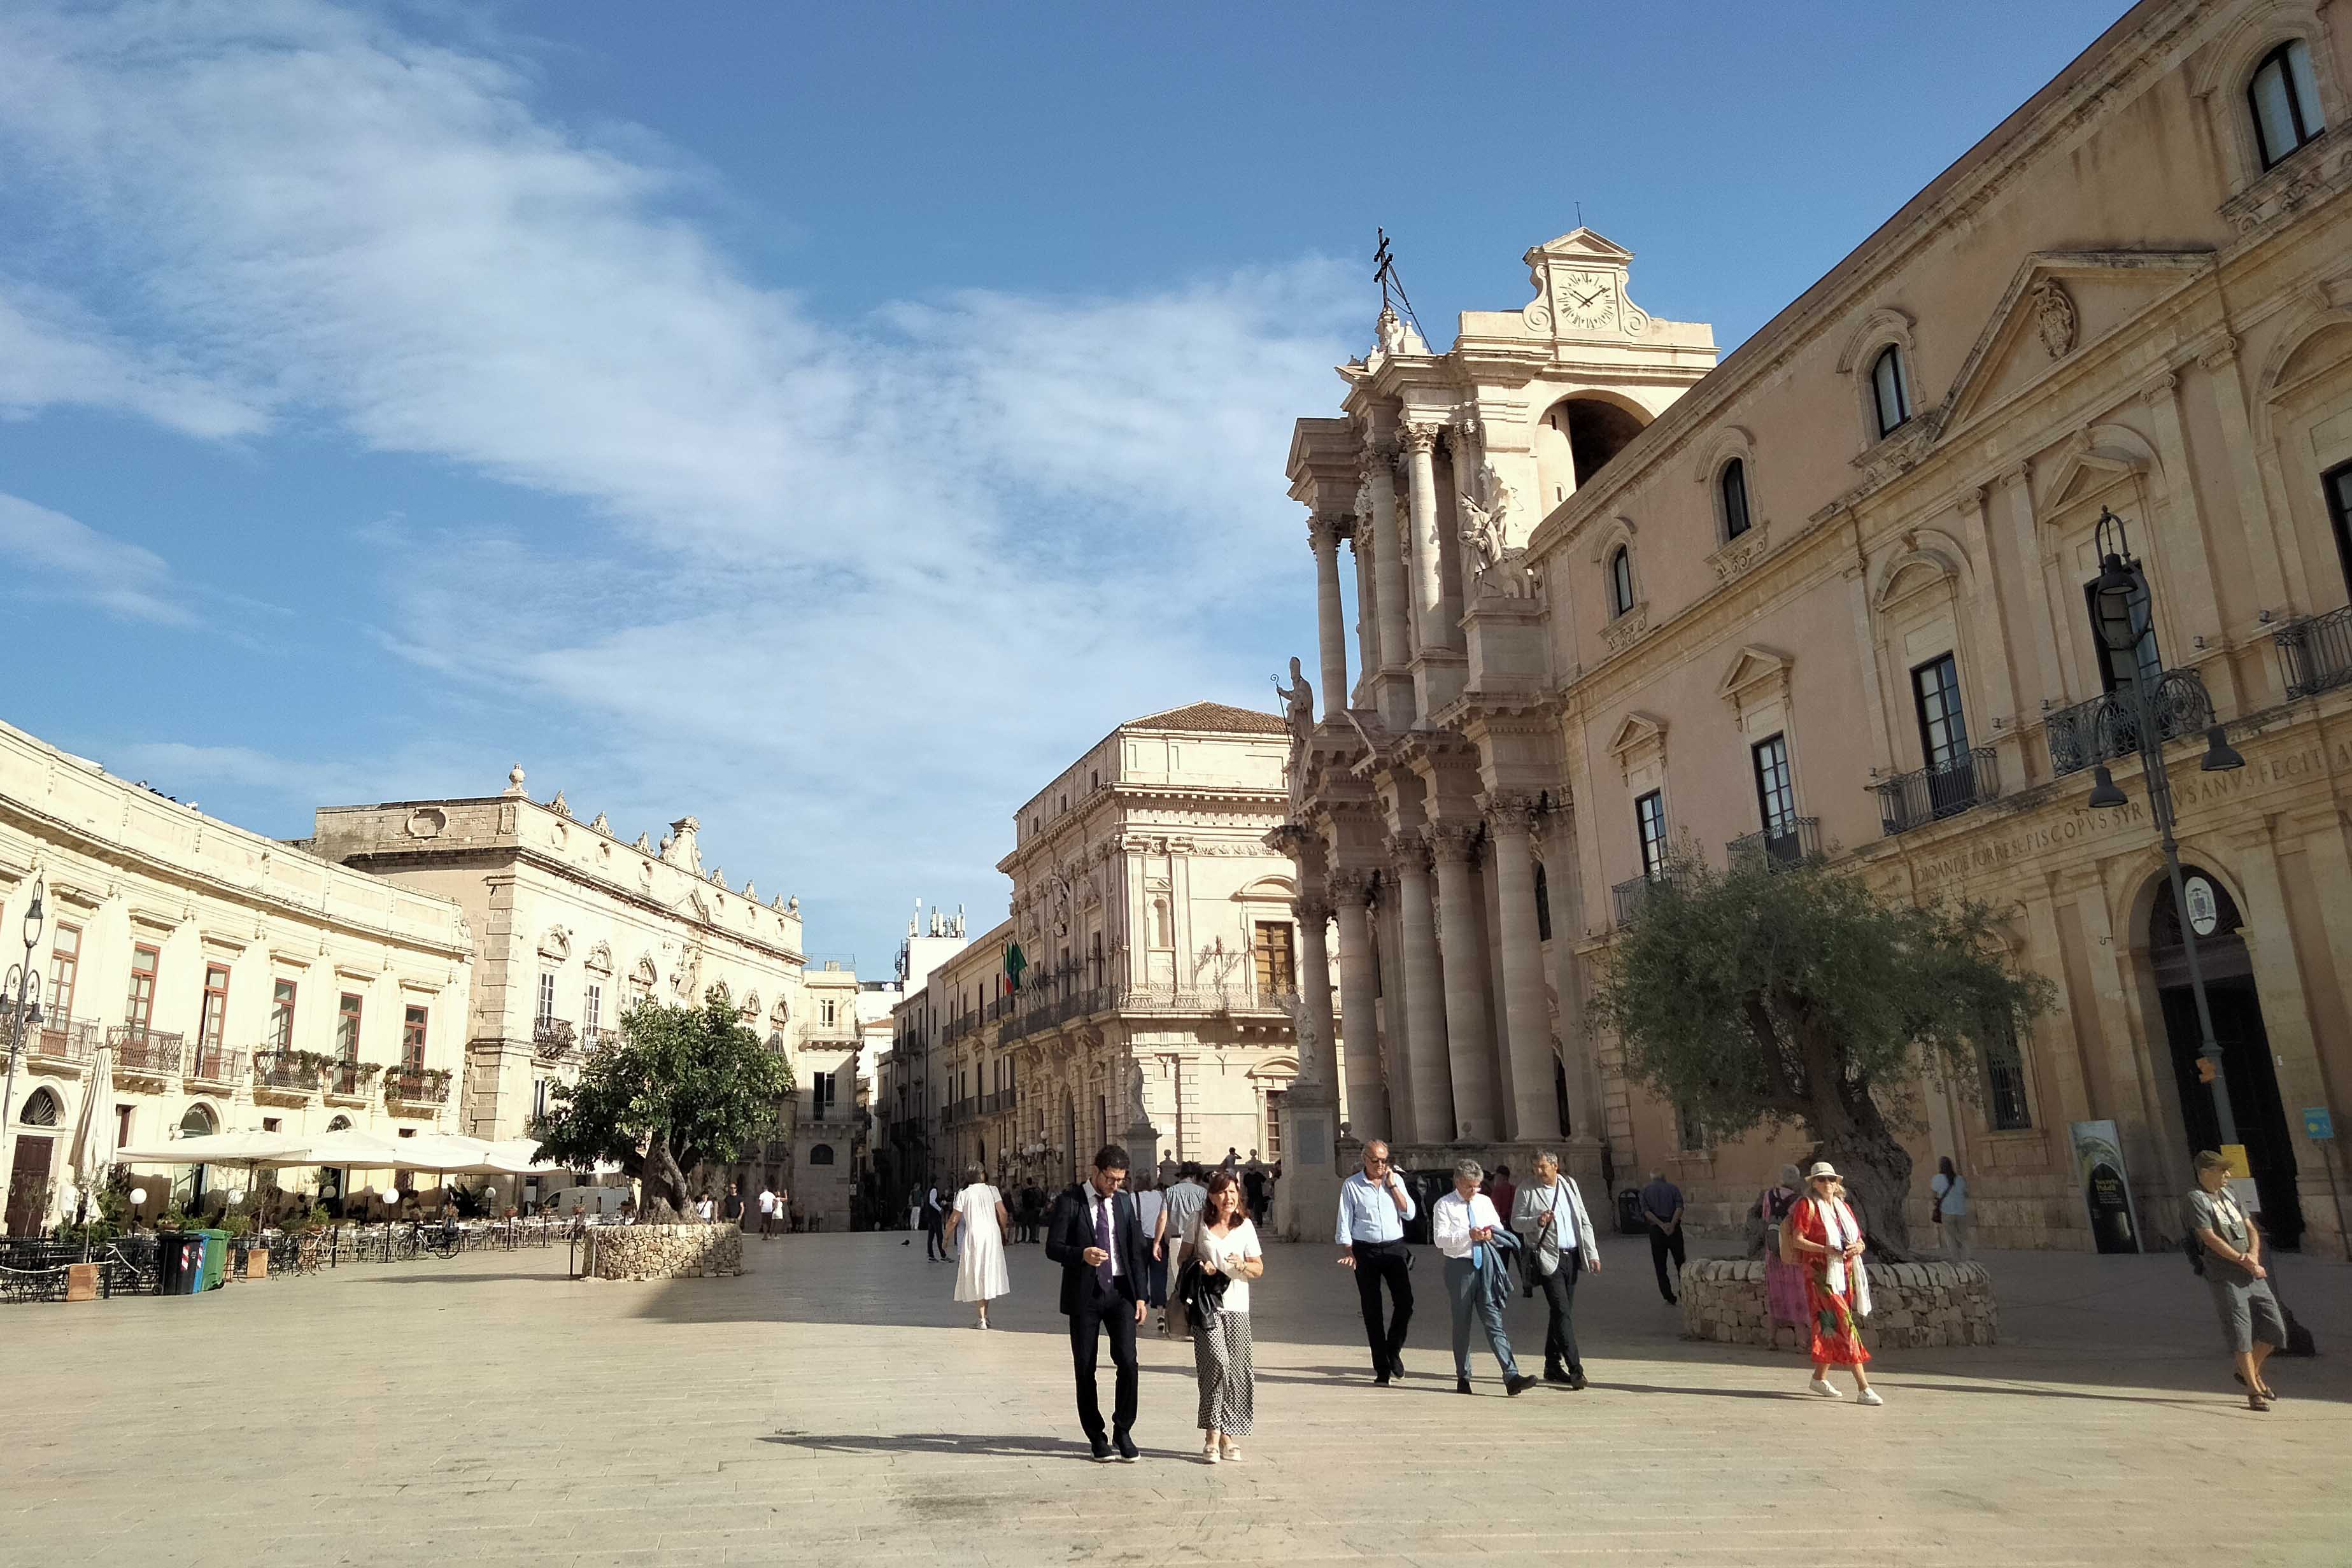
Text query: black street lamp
1 874 46 1154
2080 508 2244 1148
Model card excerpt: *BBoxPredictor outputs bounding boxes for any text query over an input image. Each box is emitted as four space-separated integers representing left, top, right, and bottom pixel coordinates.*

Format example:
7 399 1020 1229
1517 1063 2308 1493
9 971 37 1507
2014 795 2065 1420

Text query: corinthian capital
1325 866 1372 907
1387 834 1433 878
1420 821 1477 865
1483 790 1540 836
1308 514 1353 554
1399 422 1440 456
1292 893 1333 926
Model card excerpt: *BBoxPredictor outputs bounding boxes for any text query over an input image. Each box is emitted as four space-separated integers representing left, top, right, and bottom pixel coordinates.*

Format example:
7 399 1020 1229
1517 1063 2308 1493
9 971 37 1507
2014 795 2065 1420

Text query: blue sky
0 0 2125 973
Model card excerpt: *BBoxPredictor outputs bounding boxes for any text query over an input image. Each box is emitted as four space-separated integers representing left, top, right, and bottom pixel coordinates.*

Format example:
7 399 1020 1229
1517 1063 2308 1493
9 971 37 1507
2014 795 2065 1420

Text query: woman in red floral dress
1778 1162 1881 1405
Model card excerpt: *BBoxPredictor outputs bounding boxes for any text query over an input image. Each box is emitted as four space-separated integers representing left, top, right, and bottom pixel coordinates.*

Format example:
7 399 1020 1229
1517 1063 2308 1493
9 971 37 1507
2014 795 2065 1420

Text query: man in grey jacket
1510 1150 1601 1389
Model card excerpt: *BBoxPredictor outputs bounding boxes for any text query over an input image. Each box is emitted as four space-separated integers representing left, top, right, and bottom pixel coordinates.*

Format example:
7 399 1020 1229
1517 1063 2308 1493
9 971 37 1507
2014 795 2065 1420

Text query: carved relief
537 926 572 962
1705 519 1771 584
404 807 446 840
1599 600 1652 654
2028 278 2077 359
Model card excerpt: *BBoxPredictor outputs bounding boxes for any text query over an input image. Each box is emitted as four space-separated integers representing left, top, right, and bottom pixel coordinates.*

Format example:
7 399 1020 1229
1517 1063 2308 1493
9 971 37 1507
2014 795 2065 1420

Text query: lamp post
2079 508 2245 1147
1 875 47 1164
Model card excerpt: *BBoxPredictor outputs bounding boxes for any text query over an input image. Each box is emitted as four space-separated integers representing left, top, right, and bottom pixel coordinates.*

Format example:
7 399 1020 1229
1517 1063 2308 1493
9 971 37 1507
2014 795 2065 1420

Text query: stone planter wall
1680 1258 1998 1351
584 1224 744 1282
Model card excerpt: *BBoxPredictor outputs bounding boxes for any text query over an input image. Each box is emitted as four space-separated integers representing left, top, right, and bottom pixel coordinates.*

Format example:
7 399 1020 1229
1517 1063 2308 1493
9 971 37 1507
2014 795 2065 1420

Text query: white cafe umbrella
115 1129 316 1225
67 1044 117 1255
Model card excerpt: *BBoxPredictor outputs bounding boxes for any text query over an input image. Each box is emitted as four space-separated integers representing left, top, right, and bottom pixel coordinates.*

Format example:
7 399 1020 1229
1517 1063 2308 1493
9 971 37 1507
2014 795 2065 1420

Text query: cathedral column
1290 892 1340 1092
1426 823 1499 1141
1391 835 1454 1147
1485 792 1559 1141
1328 868 1389 1141
1401 423 1448 653
1308 514 1351 723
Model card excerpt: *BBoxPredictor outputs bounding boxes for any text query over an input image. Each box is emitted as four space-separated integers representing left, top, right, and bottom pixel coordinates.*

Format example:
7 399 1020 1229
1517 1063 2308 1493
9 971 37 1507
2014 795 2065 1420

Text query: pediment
1939 251 2211 434
1605 711 1667 762
1525 227 1634 267
1716 645 1792 705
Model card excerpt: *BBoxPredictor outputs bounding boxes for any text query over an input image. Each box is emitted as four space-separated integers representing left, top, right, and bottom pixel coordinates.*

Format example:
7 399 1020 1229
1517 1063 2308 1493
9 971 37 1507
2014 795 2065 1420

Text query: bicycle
402 1219 462 1261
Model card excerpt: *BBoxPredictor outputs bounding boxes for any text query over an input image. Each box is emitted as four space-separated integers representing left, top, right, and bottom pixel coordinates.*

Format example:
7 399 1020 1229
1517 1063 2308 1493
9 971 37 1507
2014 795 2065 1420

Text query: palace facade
1279 0 2352 1250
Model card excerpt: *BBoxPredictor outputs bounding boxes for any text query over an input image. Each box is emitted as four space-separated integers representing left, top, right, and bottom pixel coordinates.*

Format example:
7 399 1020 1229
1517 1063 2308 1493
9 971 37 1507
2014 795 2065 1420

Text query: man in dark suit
1045 1144 1149 1461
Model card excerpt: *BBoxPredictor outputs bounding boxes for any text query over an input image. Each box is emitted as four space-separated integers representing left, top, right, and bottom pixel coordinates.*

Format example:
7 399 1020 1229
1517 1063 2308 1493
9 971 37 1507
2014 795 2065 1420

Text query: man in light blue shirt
1335 1140 1417 1385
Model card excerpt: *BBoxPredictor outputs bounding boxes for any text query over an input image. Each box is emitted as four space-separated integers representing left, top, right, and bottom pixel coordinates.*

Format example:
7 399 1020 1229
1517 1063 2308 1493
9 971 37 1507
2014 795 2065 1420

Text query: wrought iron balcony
1611 866 1689 927
109 1025 183 1080
1874 747 2001 837
1727 817 1820 870
20 1012 97 1066
532 1018 577 1062
325 1057 380 1100
2044 667 2218 778
183 1043 246 1088
252 1049 321 1101
2278 605 2352 699
385 1067 453 1107
979 1089 1016 1116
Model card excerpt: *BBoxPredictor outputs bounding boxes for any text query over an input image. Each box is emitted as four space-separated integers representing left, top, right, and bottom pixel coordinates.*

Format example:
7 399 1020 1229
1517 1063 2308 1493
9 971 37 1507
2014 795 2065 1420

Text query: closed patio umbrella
67 1044 116 1255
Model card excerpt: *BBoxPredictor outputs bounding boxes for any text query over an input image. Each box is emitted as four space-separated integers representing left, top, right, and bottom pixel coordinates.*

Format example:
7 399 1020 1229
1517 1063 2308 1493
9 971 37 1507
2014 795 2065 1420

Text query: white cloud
0 1 1347 952
0 491 198 625
0 281 264 439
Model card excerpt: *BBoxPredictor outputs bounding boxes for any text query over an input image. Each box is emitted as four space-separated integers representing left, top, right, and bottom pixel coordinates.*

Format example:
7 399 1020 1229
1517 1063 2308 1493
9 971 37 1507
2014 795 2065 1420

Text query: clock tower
1518 228 1645 341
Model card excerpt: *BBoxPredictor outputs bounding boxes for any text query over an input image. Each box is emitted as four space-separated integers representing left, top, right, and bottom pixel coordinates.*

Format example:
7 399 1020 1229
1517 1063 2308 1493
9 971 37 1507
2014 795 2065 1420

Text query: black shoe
1543 1367 1573 1385
1114 1432 1139 1462
1455 1378 1473 1394
1569 1369 1589 1391
1373 1371 1391 1387
1389 1355 1408 1379
1505 1374 1536 1397
1089 1437 1114 1463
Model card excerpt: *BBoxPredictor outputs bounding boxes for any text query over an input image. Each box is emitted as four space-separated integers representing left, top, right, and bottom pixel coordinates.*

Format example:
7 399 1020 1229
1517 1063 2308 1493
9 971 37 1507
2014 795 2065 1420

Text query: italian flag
1003 942 1027 993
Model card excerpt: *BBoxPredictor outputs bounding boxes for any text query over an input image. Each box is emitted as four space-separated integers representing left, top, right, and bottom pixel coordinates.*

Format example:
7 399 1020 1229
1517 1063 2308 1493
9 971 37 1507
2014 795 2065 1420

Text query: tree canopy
532 985 793 1217
1587 852 2051 1255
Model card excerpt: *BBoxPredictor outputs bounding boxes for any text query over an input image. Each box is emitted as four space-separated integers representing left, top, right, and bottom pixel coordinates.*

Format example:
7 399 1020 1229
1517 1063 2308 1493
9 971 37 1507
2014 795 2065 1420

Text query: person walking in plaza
923 1178 949 1261
1510 1150 1599 1388
944 1164 1012 1329
1045 1145 1150 1461
1487 1164 1524 1296
1241 1157 1268 1225
1186 1170 1263 1463
1335 1141 1416 1384
1780 1162 1880 1404
1930 1156 1972 1261
1640 1169 1686 1305
756 1183 777 1240
1159 1162 1209 1338
2185 1150 2285 1410
1133 1174 1168 1325
695 1190 714 1224
721 1183 744 1231
1758 1164 1806 1330
1435 1159 1534 1397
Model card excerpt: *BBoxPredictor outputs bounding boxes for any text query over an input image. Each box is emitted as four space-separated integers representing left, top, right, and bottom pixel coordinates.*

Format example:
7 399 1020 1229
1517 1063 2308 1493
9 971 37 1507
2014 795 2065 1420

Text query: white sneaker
1857 1388 1883 1406
1808 1378 1843 1399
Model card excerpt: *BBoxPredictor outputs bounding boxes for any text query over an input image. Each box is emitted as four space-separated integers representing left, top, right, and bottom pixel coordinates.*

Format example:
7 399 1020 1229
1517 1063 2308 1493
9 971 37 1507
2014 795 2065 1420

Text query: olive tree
1587 852 2051 1255
532 985 792 1218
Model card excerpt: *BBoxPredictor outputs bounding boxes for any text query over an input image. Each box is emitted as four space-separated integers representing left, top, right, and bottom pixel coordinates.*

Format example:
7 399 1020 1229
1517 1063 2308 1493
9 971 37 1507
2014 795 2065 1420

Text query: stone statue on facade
1273 654 1315 742
1458 458 1514 575
1375 302 1407 358
1127 1064 1151 1131
1279 989 1323 1089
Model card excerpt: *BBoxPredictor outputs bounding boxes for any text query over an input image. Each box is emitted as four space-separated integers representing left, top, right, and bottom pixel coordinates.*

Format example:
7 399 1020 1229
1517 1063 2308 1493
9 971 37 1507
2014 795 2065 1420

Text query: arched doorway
1533 395 1650 509
175 1101 218 1208
4 1087 64 1235
2148 870 2304 1246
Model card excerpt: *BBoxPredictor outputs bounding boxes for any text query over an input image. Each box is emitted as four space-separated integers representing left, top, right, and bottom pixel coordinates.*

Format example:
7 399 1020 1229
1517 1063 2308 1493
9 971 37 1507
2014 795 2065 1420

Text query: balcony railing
533 1018 577 1062
1727 817 1820 870
2278 605 2352 699
326 1058 380 1099
13 1012 98 1064
183 1042 246 1087
2044 667 2217 777
385 1067 453 1106
1874 747 2001 837
980 1089 1015 1115
109 1025 184 1078
940 1096 979 1128
1610 860 1694 927
252 1049 320 1099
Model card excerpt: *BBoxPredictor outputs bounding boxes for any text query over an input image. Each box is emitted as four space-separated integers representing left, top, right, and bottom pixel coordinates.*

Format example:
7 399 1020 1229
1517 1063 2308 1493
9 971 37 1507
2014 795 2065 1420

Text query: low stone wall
584 1224 744 1282
1680 1257 1998 1351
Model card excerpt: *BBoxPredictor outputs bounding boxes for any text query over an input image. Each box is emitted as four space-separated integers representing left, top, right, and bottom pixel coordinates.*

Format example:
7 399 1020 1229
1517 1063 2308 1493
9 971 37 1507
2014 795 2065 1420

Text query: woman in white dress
943 1164 1012 1328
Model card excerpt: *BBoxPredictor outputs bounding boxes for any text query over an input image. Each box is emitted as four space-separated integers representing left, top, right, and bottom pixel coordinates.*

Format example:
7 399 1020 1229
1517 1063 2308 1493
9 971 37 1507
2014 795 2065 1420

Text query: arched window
1719 457 1752 540
809 1143 835 1166
1607 546 1636 618
20 1087 60 1126
2249 40 2325 169
179 1102 217 1137
1870 346 1911 437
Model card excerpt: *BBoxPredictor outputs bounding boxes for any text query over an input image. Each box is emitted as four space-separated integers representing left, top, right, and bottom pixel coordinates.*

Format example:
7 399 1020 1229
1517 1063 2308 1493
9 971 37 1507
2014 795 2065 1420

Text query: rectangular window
1752 733 1796 844
269 979 297 1052
115 1105 134 1148
196 963 231 1050
48 924 80 1022
532 1078 550 1122
336 992 363 1059
1634 790 1669 879
1910 654 1970 771
1265 1089 1286 1162
402 1005 428 1071
125 945 159 1031
536 971 556 1031
2325 458 2352 601
1984 1027 2034 1131
2081 572 2160 695
821 998 838 1028
1252 921 1296 999
1675 1099 1707 1153
583 983 602 1045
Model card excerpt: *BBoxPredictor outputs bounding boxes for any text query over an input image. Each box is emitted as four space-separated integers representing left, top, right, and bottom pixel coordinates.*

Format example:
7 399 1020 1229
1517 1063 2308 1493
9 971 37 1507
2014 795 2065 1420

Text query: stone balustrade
1680 1257 1998 1351
583 1224 744 1282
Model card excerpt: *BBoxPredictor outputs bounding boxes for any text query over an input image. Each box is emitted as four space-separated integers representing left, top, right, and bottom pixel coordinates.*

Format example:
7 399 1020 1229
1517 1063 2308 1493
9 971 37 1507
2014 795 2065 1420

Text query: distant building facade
0 719 472 1234
1283 0 2352 1252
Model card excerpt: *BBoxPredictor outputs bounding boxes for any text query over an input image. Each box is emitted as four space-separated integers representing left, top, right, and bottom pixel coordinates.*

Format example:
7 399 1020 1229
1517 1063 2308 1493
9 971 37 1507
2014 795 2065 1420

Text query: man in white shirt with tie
1335 1140 1417 1385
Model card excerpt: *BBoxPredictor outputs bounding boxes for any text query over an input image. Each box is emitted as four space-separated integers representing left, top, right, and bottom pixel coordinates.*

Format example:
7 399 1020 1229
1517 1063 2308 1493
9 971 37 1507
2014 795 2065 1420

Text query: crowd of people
896 1136 2286 1460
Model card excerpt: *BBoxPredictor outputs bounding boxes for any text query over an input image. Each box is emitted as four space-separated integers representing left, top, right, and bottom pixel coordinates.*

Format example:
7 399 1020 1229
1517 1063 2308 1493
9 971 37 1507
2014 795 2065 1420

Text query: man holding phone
1336 1140 1417 1385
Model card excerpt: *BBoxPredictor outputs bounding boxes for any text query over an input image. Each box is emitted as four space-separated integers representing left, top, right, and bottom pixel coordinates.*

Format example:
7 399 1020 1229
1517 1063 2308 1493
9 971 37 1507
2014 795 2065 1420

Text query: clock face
1555 270 1615 331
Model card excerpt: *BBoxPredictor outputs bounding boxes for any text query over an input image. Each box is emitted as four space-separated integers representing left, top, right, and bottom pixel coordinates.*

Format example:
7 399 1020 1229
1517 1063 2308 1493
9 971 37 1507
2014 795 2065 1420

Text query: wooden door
5 1134 53 1236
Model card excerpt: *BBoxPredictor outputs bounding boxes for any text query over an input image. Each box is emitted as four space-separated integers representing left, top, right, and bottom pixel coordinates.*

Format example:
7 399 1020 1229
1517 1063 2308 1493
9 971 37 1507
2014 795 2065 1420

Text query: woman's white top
1931 1173 1970 1217
1189 1217 1263 1313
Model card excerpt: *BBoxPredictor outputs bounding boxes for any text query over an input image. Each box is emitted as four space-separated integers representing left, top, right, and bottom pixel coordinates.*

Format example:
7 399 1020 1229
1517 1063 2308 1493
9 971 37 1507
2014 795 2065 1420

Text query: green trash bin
197 1229 230 1290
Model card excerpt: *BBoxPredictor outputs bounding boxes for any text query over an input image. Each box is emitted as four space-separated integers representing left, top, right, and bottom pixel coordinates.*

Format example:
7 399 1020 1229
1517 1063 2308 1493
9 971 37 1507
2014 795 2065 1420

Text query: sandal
2246 1390 2270 1411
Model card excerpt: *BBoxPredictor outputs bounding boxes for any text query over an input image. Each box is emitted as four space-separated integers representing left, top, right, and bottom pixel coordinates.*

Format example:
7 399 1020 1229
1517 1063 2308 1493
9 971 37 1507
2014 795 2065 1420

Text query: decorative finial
504 764 527 798
634 833 653 852
786 895 800 915
551 789 572 819
588 812 612 835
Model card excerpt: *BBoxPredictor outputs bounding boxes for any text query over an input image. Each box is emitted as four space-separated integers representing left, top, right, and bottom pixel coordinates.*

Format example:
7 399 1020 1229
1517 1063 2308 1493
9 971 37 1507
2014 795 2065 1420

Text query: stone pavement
4 1230 2348 1567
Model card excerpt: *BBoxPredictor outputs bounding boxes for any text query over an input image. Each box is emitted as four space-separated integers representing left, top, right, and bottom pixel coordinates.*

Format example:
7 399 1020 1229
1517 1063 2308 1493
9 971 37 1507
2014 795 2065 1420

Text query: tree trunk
640 1136 690 1217
1804 1079 1917 1259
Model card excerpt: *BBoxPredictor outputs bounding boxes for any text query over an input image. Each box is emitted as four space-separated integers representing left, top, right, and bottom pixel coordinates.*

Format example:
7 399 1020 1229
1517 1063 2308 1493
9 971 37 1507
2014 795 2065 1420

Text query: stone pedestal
1272 1084 1340 1243
1680 1258 1999 1350
584 1224 746 1281
1124 1117 1161 1187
